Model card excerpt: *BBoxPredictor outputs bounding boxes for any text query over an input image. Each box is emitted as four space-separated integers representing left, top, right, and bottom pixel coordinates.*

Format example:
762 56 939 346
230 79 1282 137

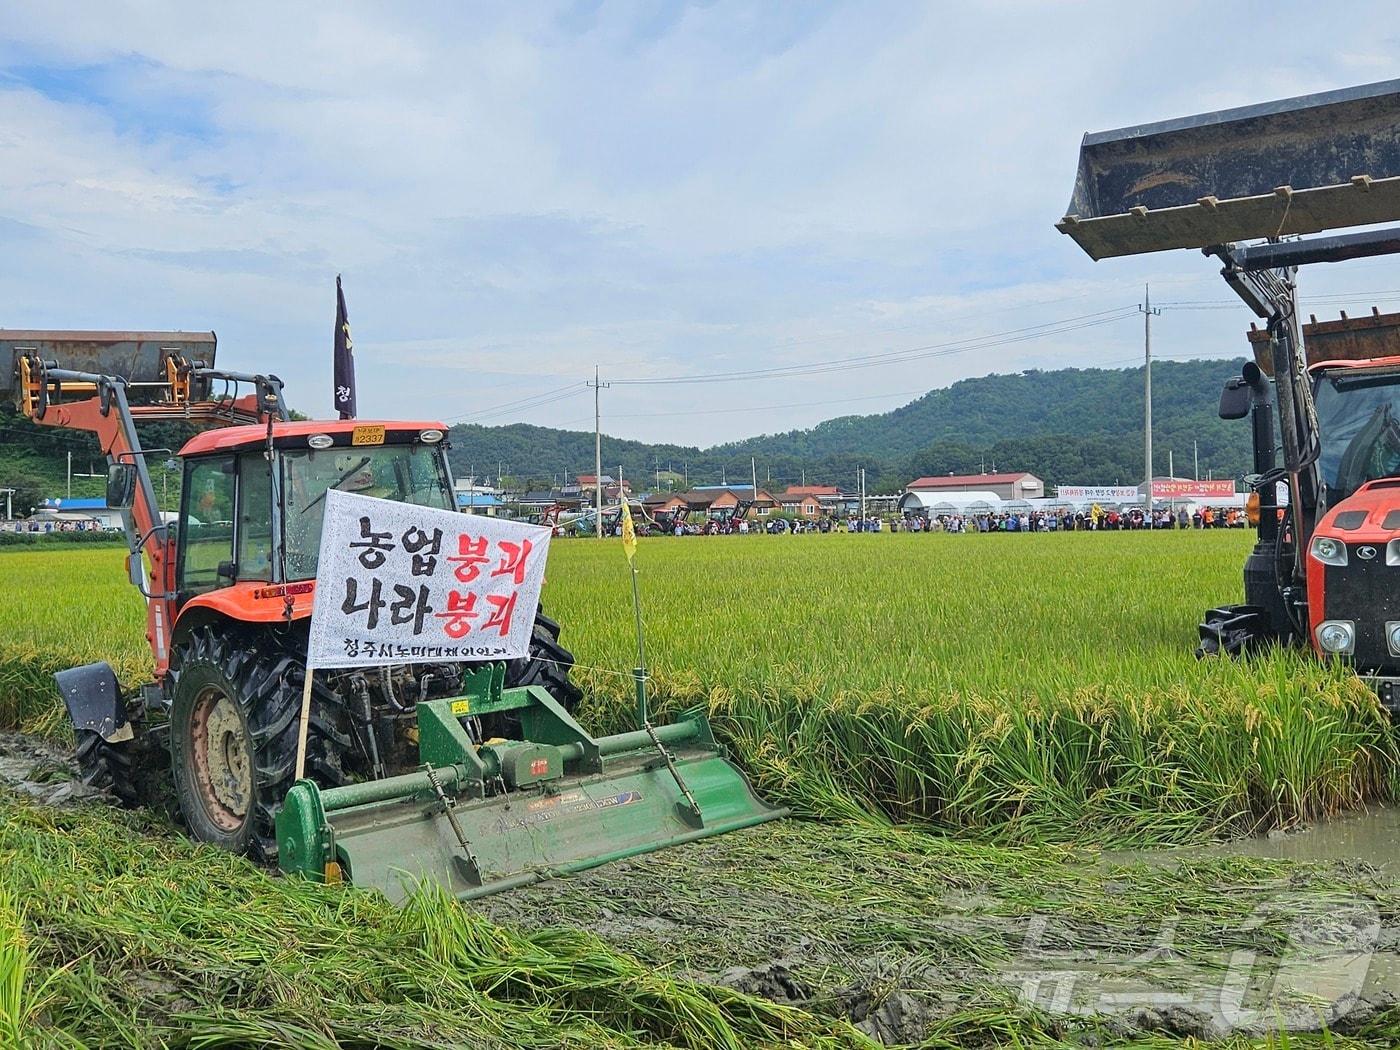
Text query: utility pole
1168 450 1175 514
67 450 72 500
859 466 867 525
1194 439 1199 481
588 366 610 539
1140 284 1161 507
751 457 758 528
0 488 13 521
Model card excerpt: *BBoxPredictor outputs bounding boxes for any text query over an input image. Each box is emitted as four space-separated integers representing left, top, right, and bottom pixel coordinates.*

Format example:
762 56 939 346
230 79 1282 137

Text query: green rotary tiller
276 665 785 901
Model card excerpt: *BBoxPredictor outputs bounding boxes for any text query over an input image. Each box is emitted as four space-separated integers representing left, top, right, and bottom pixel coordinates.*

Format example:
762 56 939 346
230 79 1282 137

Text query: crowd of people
617 504 1249 537
4 517 109 533
905 505 1247 533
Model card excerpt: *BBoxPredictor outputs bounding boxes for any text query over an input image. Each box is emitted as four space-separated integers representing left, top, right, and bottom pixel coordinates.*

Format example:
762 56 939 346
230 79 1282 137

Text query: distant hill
1 358 1253 513
445 358 1253 493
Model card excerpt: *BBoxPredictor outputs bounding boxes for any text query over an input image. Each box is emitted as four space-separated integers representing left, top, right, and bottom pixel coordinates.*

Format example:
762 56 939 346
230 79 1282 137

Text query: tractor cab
1313 361 1400 507
173 421 454 604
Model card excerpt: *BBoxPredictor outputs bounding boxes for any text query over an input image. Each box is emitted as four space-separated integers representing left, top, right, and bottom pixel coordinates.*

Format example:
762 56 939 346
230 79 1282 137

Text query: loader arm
10 335 288 676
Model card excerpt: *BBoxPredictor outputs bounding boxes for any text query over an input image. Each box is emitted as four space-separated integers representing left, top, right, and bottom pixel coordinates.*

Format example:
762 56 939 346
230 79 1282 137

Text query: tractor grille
1325 545 1400 673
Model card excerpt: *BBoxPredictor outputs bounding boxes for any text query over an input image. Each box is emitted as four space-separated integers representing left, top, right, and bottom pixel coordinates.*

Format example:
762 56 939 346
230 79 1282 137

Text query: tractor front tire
169 627 347 864
74 729 142 807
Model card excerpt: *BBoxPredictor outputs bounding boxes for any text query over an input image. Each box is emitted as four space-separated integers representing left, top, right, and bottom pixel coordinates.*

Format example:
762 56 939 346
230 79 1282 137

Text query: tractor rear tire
504 608 583 712
169 627 348 864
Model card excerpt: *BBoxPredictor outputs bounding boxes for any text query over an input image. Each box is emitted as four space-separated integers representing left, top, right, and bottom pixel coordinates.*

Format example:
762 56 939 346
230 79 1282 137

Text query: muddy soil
0 730 108 806
479 819 1400 1045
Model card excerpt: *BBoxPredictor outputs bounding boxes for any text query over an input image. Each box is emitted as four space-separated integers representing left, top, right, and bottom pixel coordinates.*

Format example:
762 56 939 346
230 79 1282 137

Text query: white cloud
0 2 1397 443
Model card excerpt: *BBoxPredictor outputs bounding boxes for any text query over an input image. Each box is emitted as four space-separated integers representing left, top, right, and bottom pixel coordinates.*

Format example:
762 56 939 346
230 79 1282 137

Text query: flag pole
619 497 700 821
629 556 648 728
620 473 648 726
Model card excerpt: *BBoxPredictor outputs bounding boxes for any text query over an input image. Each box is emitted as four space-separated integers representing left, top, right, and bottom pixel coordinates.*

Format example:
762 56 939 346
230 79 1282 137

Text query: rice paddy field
4 531 1400 1047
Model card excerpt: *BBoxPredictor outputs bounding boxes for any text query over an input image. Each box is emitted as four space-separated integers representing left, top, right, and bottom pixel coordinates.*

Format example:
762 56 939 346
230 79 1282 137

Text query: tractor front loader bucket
1 329 217 410
1058 79 1400 259
277 666 786 902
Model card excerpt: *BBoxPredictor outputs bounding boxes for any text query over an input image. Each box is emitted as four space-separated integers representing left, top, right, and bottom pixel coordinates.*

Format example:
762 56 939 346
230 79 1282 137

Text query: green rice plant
0 794 870 1049
2 533 1395 845
0 889 80 1049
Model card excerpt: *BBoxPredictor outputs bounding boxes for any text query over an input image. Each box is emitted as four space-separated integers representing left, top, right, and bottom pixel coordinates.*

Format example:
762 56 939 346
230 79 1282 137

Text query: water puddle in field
1002 808 1400 1038
1195 805 1400 871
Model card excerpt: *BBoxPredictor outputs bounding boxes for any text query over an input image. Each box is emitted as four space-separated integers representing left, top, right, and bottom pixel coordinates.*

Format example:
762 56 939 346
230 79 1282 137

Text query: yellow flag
620 498 637 563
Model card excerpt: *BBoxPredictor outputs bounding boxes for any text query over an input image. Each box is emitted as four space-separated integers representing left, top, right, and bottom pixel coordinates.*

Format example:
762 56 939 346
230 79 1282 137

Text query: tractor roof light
1316 620 1356 655
1389 622 1400 658
308 433 334 450
1388 539 1400 567
419 429 444 444
1310 535 1348 566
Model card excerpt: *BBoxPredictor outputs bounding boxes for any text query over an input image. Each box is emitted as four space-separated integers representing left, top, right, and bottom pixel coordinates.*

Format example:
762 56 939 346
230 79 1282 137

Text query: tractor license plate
352 425 385 446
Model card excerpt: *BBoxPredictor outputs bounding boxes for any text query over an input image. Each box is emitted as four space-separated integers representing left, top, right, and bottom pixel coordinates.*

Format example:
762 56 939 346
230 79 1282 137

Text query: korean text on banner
1056 485 1142 502
307 490 551 670
1151 479 1237 499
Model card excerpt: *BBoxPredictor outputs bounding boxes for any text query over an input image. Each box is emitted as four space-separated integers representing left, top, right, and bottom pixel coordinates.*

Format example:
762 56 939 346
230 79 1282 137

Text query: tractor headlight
1310 535 1348 566
419 429 444 444
1388 539 1400 567
1388 622 1400 657
1316 620 1356 655
308 433 334 450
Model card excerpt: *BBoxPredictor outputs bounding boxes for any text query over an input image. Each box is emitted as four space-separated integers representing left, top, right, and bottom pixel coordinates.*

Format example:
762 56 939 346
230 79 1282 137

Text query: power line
609 307 1138 386
606 387 933 420
444 383 588 425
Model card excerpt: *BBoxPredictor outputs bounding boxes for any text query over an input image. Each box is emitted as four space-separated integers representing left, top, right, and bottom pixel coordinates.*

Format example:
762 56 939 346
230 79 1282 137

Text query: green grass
1 533 1394 844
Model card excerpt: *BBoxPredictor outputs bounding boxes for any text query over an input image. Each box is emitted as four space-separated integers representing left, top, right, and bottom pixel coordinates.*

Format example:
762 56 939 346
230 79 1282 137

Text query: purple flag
334 274 356 419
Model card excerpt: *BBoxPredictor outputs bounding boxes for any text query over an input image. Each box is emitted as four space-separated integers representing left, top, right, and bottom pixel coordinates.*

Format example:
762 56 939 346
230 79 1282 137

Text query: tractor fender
53 662 133 743
173 584 314 651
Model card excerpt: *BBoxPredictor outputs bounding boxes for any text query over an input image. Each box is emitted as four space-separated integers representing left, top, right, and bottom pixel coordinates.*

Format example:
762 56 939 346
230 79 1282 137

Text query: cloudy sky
2 2 1398 445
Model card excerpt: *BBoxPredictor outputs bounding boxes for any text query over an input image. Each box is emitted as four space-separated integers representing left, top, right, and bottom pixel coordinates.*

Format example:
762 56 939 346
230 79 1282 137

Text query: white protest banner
1056 486 1142 502
307 489 551 670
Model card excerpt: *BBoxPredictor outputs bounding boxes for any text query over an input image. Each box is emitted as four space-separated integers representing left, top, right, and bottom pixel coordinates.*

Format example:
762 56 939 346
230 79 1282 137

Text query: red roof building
905 472 1043 500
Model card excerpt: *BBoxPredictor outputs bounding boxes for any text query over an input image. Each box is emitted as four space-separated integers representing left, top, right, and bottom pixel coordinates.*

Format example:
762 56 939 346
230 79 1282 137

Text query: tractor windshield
281 444 454 581
1315 368 1400 504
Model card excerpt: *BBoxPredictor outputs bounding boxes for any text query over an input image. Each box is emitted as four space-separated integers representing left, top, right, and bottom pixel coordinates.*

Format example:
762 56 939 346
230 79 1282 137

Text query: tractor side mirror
1218 377 1252 420
127 552 145 589
106 463 138 510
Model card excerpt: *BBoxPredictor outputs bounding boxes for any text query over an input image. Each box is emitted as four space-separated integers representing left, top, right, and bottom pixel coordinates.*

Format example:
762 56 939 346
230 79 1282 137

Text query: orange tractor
1058 81 1400 704
5 331 581 861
